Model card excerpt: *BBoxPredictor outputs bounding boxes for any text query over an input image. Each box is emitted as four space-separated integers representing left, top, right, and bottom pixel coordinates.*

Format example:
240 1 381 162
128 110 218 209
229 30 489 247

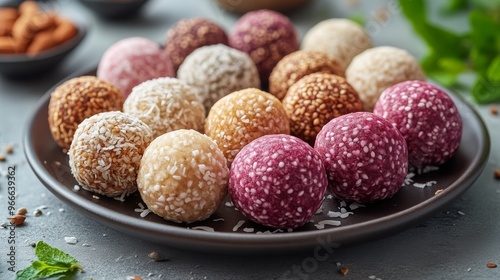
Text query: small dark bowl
77 0 150 19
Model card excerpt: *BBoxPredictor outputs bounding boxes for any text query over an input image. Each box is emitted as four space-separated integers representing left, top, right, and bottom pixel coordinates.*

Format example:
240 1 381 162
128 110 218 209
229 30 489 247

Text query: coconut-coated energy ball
205 88 290 165
229 9 299 85
177 44 260 111
123 77 205 139
48 76 124 150
374 80 462 168
97 37 174 97
314 112 408 204
137 129 229 223
282 73 363 146
346 46 426 111
164 17 228 73
230 134 327 229
301 18 372 69
69 111 153 197
269 50 345 100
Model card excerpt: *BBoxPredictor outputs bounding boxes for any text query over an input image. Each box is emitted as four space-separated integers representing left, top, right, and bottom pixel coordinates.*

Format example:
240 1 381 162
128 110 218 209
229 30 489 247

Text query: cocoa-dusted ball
164 17 228 73
282 73 363 146
269 50 345 100
48 76 124 150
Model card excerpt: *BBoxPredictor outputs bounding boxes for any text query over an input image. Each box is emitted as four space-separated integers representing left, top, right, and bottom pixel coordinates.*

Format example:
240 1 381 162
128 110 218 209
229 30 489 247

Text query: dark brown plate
24 67 490 254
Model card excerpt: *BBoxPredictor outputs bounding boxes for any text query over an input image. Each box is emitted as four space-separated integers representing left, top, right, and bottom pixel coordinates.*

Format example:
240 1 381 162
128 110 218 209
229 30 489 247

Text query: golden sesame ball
269 50 345 100
48 76 124 150
69 111 154 197
205 88 290 165
282 73 363 145
137 129 229 223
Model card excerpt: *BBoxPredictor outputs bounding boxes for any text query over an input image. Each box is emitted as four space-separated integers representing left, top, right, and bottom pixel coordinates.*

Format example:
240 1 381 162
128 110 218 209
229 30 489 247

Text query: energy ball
301 18 372 69
48 76 124 150
164 17 228 73
346 46 426 111
123 77 205 139
374 80 462 168
230 134 327 229
177 44 260 111
205 88 290 165
97 37 174 97
69 111 153 197
137 129 229 223
269 50 345 100
282 73 363 146
314 112 408 203
229 9 298 85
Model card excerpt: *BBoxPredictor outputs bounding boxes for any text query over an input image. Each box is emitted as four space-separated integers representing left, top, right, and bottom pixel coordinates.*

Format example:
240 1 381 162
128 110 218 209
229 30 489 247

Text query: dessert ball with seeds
177 44 260 111
137 129 229 223
205 88 290 165
229 9 298 85
314 112 408 203
97 37 174 97
282 73 363 146
301 18 372 69
164 17 228 73
374 81 462 168
269 50 345 100
123 77 205 139
346 46 426 111
69 111 153 197
230 134 327 229
48 76 124 150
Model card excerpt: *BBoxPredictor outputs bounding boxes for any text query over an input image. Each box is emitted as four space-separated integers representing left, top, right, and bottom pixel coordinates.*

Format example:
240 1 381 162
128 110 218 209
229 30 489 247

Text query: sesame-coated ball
123 77 205 139
314 112 408 203
269 50 345 100
229 9 298 85
69 111 154 197
346 46 426 111
230 134 327 229
137 129 229 223
301 18 372 69
48 76 124 150
177 44 260 112
374 81 462 168
282 73 363 146
164 17 228 73
205 88 290 165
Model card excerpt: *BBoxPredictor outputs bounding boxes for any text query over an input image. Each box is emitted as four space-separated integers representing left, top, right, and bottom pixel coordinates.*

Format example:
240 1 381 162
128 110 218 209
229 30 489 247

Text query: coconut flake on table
64 237 78 244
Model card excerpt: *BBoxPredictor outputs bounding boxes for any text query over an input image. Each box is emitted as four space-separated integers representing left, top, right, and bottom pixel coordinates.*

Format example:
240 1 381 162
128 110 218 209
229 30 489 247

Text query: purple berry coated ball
314 112 408 204
230 134 327 229
373 80 462 168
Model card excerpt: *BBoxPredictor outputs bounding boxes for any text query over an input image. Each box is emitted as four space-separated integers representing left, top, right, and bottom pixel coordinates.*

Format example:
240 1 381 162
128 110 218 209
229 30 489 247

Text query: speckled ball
230 134 327 229
301 18 372 69
97 37 174 97
177 44 260 111
229 9 299 85
123 77 205 139
374 81 462 168
346 46 426 111
48 76 124 150
282 73 363 146
269 50 345 100
164 17 228 73
137 129 229 223
205 88 290 165
69 111 154 197
314 112 408 203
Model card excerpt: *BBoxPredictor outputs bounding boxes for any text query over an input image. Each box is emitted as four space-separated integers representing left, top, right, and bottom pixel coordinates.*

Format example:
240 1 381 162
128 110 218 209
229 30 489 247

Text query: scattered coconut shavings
232 220 245 231
326 194 334 199
81 243 91 247
315 208 323 215
349 202 365 210
134 203 152 218
64 237 78 244
92 195 100 200
225 201 234 207
467 267 472 272
113 192 128 202
189 226 215 232
413 180 437 189
243 227 254 233
212 218 225 222
140 209 152 218
73 185 80 191
403 172 415 186
327 210 353 219
420 165 439 174
457 211 465 216
339 200 347 208
314 220 342 229
58 208 65 213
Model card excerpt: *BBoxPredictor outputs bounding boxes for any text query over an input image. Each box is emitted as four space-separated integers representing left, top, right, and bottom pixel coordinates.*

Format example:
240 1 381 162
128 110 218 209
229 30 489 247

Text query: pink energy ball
314 112 408 204
97 37 174 97
229 134 327 229
373 80 462 168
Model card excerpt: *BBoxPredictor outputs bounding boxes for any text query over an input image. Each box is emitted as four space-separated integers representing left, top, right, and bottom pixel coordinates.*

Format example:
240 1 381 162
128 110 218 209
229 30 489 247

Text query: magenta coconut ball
314 112 408 204
374 80 462 168
229 134 327 229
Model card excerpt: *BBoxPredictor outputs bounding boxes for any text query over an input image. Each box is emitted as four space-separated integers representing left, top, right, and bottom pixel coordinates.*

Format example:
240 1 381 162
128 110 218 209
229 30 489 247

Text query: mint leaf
487 55 500 83
472 76 500 104
35 241 78 266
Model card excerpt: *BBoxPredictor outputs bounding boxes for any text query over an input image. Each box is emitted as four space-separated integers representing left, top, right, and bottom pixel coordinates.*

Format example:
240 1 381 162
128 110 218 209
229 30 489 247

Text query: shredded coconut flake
232 220 245 231
189 226 215 232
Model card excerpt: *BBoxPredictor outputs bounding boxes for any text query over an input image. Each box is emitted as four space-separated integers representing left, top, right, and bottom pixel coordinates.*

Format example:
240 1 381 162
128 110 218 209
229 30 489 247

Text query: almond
30 12 56 33
53 18 78 45
26 30 56 56
0 20 15 37
0 8 19 22
18 1 39 16
9 214 26 226
0 36 17 54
